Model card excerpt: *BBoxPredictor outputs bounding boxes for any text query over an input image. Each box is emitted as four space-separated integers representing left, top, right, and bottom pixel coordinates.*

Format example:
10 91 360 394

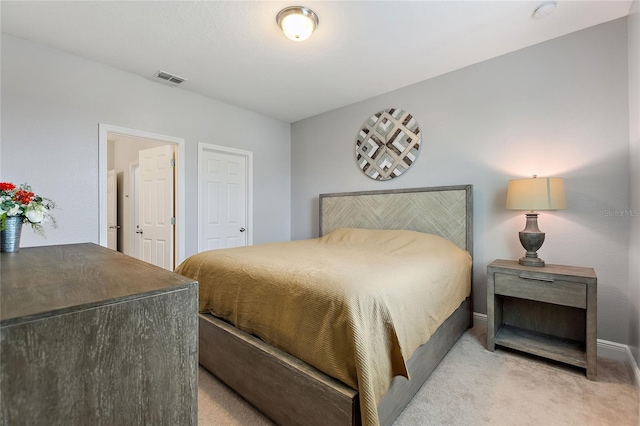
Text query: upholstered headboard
319 185 473 255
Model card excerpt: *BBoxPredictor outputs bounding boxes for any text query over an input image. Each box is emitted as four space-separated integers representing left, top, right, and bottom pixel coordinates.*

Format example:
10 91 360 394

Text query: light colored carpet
198 325 639 425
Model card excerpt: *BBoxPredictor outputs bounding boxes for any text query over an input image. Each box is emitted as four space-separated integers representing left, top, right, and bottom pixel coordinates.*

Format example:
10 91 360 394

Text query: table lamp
506 175 566 267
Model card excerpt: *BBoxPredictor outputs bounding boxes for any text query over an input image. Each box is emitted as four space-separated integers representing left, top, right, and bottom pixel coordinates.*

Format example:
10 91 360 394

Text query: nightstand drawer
494 272 586 308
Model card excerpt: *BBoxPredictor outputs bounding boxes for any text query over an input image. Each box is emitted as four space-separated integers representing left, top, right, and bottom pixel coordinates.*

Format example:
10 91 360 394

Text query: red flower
13 190 34 205
0 182 16 192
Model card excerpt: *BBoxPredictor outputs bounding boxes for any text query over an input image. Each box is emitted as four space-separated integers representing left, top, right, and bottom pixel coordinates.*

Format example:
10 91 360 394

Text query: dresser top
1 243 196 325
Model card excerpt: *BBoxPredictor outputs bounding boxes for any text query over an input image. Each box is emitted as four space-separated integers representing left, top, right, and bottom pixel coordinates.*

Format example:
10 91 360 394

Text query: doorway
99 124 185 270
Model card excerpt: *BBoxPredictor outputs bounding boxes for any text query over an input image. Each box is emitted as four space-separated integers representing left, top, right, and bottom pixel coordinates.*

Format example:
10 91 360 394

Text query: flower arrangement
0 182 56 236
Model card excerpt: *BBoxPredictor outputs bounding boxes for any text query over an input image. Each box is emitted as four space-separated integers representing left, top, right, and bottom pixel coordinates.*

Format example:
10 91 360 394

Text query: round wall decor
355 108 421 180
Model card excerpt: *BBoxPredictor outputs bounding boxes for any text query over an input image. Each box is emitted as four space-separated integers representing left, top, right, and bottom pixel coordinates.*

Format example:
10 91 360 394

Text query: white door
199 149 248 251
107 169 117 250
139 145 174 270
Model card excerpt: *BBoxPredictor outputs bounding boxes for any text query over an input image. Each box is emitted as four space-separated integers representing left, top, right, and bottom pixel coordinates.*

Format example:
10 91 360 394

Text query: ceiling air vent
154 70 188 86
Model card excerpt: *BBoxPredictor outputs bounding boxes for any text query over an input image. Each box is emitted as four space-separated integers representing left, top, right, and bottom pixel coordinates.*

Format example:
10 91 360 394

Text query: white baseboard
597 338 628 363
625 345 640 394
472 312 640 395
473 312 487 329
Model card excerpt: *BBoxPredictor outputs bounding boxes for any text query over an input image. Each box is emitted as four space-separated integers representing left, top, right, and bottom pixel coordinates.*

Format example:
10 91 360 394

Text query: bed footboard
199 297 471 426
199 313 360 426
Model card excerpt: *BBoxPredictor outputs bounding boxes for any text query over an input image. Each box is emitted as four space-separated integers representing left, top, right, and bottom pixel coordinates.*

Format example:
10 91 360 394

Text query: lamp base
519 256 545 267
518 213 546 268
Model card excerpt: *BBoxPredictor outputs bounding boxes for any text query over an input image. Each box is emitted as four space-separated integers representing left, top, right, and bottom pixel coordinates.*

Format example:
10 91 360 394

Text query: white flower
7 206 21 216
26 209 45 223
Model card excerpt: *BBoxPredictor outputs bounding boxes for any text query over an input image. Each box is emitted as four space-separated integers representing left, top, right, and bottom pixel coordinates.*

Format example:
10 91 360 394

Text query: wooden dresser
0 243 198 425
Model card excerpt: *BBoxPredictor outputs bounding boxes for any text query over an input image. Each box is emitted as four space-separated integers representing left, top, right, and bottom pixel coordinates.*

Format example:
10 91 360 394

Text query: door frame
99 124 186 266
197 142 254 252
129 160 140 260
106 169 117 251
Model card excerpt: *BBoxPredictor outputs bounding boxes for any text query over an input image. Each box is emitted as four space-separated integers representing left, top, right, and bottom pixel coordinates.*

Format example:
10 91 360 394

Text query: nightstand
487 259 597 380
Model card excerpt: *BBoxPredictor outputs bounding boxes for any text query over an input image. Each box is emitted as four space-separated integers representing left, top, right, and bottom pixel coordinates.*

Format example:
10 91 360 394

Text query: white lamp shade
506 177 566 211
277 7 318 42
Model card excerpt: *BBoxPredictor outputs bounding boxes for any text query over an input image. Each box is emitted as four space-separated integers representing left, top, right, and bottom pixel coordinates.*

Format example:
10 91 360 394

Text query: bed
178 185 473 426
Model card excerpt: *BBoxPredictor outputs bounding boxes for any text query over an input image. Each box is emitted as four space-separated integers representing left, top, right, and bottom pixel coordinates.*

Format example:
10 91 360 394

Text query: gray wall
628 1 640 366
291 19 631 344
1 34 291 257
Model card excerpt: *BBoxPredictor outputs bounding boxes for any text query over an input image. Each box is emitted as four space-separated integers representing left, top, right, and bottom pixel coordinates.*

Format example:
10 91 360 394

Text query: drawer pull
519 274 554 282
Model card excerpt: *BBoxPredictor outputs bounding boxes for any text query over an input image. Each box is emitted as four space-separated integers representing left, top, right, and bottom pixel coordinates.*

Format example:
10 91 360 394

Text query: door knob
239 227 246 232
136 228 144 234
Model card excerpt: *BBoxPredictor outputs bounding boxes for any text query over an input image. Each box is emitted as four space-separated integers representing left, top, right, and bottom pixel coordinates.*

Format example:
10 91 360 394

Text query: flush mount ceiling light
276 6 319 42
533 1 557 19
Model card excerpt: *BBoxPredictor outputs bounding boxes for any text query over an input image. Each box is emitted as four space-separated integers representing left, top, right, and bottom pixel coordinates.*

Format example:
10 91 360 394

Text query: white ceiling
1 1 632 123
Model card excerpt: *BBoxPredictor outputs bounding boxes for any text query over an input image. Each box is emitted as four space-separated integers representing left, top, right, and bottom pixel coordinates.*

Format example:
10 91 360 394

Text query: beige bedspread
175 228 471 426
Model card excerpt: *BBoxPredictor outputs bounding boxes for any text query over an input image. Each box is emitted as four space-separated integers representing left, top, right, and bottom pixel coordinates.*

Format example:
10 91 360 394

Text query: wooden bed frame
199 185 473 426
